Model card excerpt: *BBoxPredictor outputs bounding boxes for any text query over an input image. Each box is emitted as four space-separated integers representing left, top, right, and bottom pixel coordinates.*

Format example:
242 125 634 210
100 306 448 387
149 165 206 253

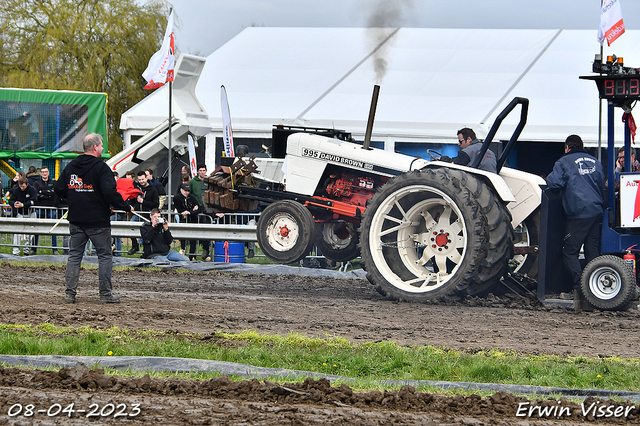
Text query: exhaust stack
362 85 380 150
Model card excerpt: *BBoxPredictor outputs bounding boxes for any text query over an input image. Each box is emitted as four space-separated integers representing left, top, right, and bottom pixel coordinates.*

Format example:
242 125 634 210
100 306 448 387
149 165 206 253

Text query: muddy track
1 263 640 424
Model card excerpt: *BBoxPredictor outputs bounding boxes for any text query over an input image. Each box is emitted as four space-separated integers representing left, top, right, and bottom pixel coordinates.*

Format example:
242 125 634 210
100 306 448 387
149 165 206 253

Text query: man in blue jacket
546 134 605 310
55 133 133 304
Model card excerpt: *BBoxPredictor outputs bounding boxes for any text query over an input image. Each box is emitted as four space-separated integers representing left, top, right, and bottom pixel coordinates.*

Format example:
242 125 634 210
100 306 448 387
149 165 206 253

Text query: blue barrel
214 241 245 263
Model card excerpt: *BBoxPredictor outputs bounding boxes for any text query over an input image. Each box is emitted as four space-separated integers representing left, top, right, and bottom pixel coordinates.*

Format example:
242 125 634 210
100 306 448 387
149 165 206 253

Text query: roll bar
470 97 529 173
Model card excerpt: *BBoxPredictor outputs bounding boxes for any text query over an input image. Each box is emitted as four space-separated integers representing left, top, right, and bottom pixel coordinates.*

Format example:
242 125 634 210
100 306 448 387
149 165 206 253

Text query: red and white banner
142 10 175 90
187 134 197 178
221 85 235 157
598 0 625 46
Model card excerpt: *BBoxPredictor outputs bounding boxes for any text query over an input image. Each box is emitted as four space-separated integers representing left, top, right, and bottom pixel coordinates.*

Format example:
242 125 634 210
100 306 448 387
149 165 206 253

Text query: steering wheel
426 149 444 161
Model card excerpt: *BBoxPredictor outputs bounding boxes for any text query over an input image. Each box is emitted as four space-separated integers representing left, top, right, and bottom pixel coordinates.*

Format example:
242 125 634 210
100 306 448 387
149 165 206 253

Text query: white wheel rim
265 212 300 252
589 266 622 300
511 222 532 273
322 223 353 250
368 184 467 293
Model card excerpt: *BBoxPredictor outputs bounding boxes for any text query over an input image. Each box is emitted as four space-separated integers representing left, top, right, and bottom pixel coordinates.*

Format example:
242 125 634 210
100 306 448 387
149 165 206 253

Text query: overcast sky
167 0 640 56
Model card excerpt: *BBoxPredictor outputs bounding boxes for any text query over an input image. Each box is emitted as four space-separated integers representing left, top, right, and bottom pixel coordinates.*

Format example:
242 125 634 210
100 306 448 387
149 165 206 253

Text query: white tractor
236 97 545 301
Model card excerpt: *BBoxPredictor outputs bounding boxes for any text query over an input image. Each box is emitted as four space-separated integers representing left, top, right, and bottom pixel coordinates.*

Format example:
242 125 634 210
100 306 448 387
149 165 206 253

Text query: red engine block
325 173 378 207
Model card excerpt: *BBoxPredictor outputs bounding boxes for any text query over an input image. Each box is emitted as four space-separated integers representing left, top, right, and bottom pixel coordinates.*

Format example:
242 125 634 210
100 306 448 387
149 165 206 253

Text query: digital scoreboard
581 55 640 101
580 74 640 100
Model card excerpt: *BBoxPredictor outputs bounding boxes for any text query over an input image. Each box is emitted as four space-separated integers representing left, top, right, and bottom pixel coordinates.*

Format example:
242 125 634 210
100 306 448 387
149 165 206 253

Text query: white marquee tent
120 27 640 155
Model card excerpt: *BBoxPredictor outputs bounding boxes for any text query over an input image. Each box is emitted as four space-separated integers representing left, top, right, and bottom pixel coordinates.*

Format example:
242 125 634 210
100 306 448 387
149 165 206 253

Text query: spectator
111 177 142 256
174 183 201 260
9 177 36 255
125 170 135 180
188 164 211 261
181 165 191 177
145 168 167 209
189 164 207 205
127 170 159 254
26 166 40 185
33 166 58 254
6 170 26 198
140 208 189 261
615 147 640 174
54 133 133 304
113 171 119 181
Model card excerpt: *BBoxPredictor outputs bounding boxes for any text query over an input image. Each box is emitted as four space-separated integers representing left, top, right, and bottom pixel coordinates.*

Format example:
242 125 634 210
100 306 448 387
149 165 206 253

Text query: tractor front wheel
315 222 360 263
257 200 315 264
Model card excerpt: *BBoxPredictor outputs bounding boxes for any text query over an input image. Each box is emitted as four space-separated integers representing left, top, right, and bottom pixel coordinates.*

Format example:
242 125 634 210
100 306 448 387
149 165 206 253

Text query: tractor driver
546 134 605 311
438 128 497 173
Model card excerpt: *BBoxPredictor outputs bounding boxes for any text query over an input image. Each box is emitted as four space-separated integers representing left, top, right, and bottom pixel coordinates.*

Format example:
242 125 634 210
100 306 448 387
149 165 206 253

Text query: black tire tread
359 169 491 302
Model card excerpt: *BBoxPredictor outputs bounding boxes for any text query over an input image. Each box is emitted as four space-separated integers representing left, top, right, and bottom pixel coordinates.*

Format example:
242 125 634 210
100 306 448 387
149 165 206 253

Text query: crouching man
141 208 190 262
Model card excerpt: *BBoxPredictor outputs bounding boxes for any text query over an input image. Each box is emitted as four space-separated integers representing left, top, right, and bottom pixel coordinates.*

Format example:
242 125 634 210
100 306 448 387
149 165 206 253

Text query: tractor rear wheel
581 255 636 311
257 200 315 264
509 209 540 279
315 222 360 263
360 169 512 302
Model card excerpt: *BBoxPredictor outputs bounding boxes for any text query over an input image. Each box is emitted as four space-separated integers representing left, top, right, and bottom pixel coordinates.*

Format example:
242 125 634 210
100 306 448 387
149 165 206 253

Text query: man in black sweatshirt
54 133 133 304
9 177 37 255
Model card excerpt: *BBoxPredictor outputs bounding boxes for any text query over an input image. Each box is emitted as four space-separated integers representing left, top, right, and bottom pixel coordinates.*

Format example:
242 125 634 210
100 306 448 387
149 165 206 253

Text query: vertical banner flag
187 134 197 178
598 0 625 46
221 85 235 157
142 10 175 89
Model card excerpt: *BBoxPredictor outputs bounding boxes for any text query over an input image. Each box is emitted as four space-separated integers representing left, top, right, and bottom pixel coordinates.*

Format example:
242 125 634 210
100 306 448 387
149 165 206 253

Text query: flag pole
168 80 173 222
166 7 173 222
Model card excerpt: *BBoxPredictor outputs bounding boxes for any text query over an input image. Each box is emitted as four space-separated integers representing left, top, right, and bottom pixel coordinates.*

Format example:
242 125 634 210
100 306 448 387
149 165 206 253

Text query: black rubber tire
447 169 514 296
360 168 505 302
581 255 636 311
509 208 540 280
315 222 360 263
256 200 315 264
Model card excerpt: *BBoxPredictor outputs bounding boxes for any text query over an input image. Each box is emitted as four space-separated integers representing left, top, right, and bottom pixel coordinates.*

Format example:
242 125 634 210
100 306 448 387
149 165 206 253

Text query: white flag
221 85 235 157
598 0 625 46
142 10 175 90
187 134 197 178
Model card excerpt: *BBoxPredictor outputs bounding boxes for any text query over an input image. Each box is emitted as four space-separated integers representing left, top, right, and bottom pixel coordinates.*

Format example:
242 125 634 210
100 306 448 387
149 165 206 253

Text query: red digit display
604 79 615 96
601 78 640 98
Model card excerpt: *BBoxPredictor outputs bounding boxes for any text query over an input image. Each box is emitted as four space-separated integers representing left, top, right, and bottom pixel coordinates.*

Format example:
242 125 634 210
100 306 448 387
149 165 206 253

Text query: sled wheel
581 255 636 311
257 200 315 264
315 222 360 263
360 169 506 302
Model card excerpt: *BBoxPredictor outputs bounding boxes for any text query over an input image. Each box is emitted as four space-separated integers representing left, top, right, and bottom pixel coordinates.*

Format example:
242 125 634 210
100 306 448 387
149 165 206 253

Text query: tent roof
121 27 640 146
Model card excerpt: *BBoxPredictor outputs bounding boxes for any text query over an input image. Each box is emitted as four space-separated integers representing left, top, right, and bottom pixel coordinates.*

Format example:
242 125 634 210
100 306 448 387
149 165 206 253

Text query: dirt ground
1 262 640 425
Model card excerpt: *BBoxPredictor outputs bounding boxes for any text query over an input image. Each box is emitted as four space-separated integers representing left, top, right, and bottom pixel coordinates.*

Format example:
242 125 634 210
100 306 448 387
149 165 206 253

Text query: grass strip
0 323 638 392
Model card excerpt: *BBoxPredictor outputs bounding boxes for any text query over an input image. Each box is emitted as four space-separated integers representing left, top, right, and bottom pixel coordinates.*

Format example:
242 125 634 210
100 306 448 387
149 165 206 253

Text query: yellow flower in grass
107 351 113 356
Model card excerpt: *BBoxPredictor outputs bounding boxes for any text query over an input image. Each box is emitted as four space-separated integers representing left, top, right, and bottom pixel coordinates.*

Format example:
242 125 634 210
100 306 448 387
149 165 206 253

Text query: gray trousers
65 224 114 297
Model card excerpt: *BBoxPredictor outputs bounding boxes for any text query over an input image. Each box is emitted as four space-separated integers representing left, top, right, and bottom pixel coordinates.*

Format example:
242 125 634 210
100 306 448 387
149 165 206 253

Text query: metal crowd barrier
0 205 353 269
0 205 258 254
